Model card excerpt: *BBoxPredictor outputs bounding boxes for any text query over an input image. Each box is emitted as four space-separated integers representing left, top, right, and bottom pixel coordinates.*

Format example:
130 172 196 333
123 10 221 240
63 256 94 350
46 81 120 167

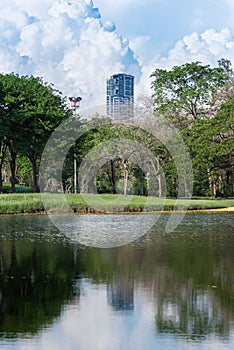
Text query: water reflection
107 278 134 312
0 236 80 337
0 213 233 349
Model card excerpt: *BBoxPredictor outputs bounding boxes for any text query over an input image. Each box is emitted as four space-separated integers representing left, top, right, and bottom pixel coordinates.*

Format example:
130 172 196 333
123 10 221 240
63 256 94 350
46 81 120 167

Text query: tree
0 73 71 192
218 58 234 79
151 60 231 127
73 113 169 197
185 96 234 197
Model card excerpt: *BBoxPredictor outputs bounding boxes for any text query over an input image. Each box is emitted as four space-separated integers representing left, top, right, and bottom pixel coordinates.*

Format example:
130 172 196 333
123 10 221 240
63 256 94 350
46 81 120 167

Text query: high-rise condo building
106 73 134 119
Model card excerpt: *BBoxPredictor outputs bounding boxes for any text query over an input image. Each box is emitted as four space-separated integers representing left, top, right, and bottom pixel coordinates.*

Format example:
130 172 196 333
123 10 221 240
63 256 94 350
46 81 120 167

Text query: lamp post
145 172 150 195
69 96 82 194
69 96 82 111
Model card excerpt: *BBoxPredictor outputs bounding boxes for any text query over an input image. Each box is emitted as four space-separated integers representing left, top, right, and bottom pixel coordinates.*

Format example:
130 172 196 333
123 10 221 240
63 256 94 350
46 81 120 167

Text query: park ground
0 193 233 215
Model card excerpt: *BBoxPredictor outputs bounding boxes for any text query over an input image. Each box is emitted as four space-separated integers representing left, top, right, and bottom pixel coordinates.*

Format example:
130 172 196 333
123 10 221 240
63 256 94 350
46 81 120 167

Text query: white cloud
0 0 141 108
1 0 234 110
14 0 54 18
166 28 234 67
136 28 234 97
201 28 234 55
103 21 116 33
129 36 151 63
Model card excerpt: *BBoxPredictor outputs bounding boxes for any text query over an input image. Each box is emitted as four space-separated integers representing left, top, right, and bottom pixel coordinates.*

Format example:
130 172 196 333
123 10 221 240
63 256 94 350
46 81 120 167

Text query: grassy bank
0 193 234 214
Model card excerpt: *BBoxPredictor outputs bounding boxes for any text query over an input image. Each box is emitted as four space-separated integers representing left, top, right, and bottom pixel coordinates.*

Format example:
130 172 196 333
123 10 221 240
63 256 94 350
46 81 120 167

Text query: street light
69 96 82 194
69 96 82 111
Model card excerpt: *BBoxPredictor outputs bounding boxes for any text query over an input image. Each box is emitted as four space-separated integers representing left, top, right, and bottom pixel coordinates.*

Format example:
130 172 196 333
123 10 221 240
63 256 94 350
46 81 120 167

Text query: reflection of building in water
107 279 134 311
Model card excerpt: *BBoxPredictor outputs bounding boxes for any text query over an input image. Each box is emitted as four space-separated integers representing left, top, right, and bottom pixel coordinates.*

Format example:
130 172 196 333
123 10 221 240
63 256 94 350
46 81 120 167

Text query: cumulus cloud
163 28 234 68
136 28 234 97
0 0 141 108
103 21 116 33
1 0 234 108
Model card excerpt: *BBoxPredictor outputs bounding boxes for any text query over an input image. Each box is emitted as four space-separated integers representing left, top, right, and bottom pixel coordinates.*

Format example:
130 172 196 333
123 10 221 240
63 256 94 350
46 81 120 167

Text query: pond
0 212 234 349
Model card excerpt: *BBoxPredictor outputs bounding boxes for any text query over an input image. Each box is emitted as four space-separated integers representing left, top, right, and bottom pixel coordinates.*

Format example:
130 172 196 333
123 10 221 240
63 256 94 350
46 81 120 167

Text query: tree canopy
151 59 233 127
0 73 71 192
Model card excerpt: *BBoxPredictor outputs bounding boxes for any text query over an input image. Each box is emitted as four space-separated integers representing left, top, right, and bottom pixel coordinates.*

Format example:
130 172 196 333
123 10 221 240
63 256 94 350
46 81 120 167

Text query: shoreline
0 206 233 216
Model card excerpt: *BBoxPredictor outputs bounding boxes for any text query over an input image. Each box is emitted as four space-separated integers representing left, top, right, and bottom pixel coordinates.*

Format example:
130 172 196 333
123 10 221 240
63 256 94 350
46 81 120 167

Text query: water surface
0 213 234 349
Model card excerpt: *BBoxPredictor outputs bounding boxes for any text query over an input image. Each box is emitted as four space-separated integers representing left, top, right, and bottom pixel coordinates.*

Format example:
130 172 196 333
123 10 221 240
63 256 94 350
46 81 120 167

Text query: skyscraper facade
106 73 134 119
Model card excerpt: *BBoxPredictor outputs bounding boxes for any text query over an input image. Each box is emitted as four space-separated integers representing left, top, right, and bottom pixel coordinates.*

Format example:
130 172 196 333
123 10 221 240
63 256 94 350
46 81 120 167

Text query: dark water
0 213 234 349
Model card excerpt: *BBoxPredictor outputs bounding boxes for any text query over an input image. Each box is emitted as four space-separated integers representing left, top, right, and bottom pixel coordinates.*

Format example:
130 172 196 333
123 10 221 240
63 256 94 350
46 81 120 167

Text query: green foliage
151 60 230 125
0 73 71 192
150 59 234 197
15 156 33 187
184 95 234 197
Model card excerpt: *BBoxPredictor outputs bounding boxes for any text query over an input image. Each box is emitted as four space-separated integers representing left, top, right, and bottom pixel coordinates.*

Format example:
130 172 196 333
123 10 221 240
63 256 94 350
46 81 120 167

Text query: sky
0 0 234 109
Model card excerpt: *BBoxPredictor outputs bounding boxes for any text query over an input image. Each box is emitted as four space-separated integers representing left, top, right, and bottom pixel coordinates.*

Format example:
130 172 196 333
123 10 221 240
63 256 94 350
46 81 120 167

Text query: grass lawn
0 193 233 214
2 182 33 193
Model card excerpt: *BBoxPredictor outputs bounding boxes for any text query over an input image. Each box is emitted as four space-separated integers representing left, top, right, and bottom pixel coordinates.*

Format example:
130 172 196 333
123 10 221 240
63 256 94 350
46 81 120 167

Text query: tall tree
0 73 71 192
151 60 231 127
185 96 234 197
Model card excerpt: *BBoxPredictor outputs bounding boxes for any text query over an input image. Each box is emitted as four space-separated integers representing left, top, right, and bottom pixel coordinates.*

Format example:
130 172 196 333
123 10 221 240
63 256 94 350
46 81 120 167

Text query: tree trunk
0 143 7 193
140 169 144 196
110 160 116 194
10 152 17 193
0 166 3 193
151 158 163 198
0 158 4 193
123 161 128 195
207 168 213 196
155 159 163 198
184 176 191 198
207 168 217 197
213 182 217 197
29 153 40 192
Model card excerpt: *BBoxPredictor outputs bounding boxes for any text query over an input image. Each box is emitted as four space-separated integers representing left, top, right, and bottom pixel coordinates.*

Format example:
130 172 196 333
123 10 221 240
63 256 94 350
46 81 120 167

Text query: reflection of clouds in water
49 214 160 248
16 281 233 350
16 282 159 350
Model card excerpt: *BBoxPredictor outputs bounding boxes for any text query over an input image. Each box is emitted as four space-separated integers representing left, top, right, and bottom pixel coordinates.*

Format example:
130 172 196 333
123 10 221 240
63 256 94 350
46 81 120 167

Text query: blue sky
0 0 234 108
95 0 232 57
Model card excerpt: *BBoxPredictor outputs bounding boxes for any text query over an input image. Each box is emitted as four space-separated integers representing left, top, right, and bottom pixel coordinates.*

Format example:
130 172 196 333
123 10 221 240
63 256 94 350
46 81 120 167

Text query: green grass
68 194 234 212
0 193 44 214
0 193 233 214
2 182 34 193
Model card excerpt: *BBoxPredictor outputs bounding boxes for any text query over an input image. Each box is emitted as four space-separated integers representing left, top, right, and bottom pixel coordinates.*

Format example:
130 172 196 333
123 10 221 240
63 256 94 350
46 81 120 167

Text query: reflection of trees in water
1 215 234 341
155 286 229 340
79 231 234 340
0 239 80 336
144 237 234 340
